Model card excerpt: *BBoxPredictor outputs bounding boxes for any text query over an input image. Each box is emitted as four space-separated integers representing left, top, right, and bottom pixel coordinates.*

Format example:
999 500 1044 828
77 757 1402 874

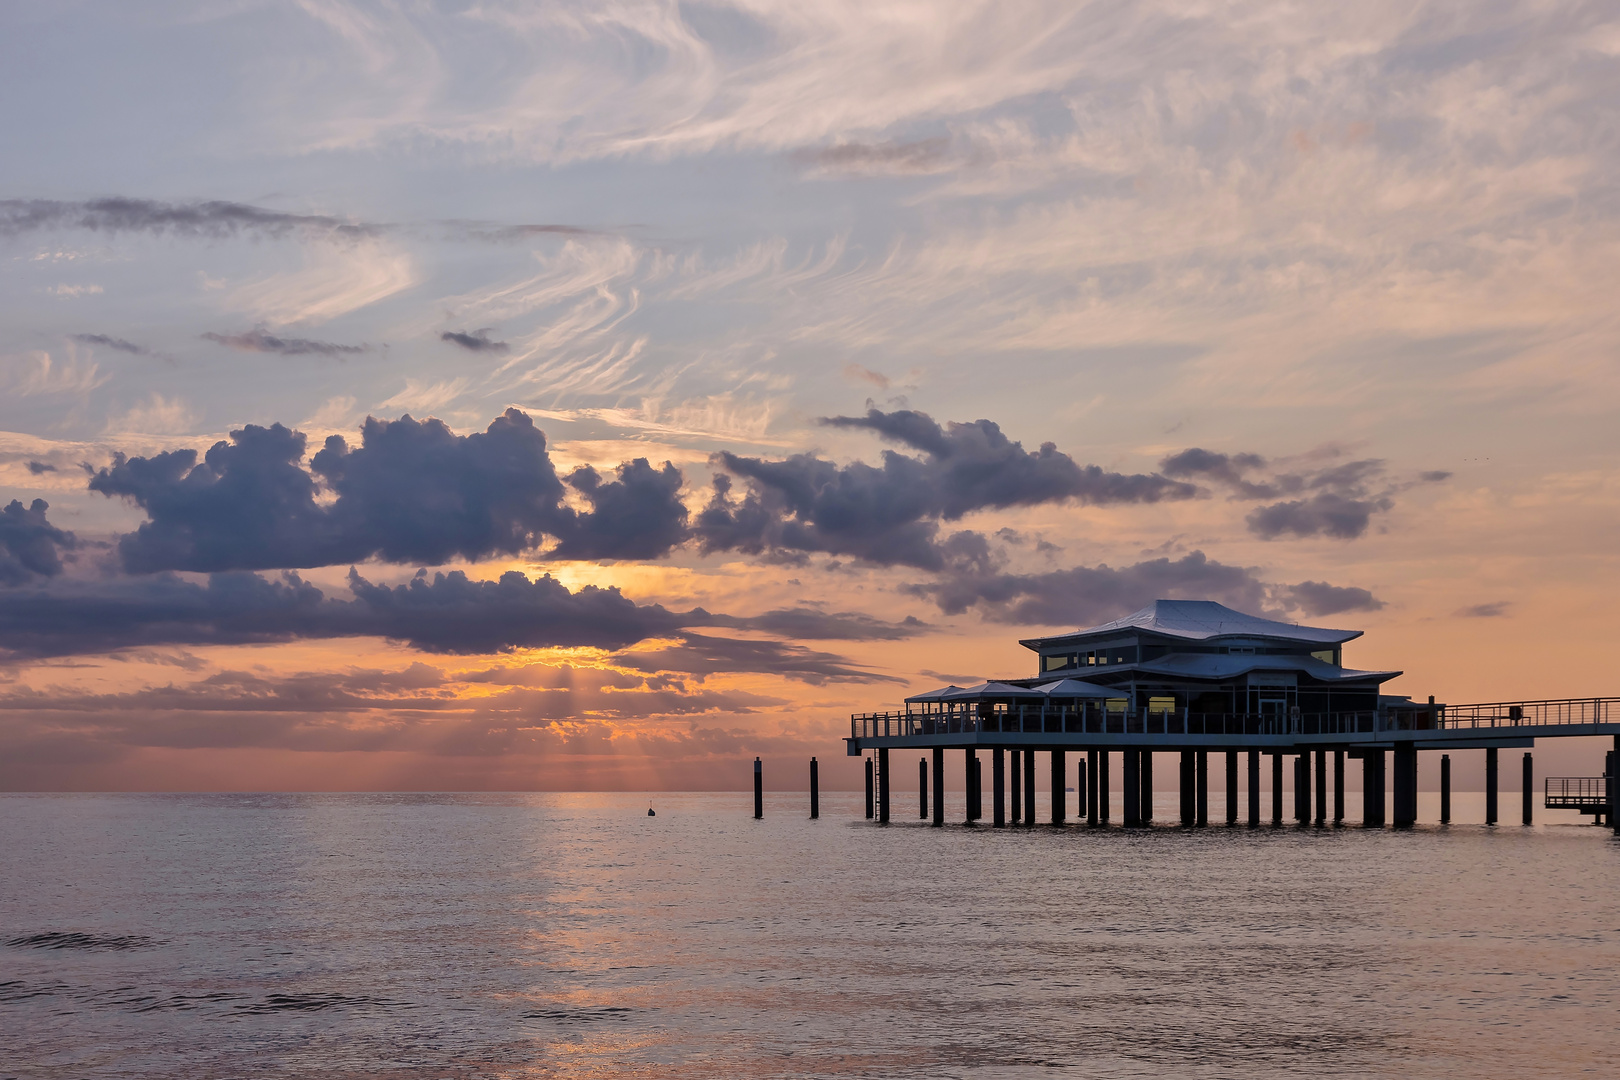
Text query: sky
2 0 1618 792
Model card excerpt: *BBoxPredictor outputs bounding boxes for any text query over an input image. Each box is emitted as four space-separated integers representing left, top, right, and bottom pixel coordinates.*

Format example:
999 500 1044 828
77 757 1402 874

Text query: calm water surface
2 791 1618 1079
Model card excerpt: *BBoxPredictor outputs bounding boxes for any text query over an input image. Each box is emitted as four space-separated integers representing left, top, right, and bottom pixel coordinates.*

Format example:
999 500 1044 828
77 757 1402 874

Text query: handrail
1441 698 1620 729
850 711 1385 739
1545 776 1608 805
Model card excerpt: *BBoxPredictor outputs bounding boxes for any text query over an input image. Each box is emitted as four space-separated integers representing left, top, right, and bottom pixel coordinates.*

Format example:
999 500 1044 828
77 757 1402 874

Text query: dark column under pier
878 747 890 824
1294 754 1309 824
1333 750 1345 824
1077 759 1088 824
864 757 873 820
1393 742 1416 828
1315 750 1327 825
1140 750 1154 824
1051 749 1066 825
1098 751 1110 824
931 747 944 827
1196 750 1208 827
1179 750 1194 826
992 748 1005 827
1010 750 1021 824
756 757 764 820
1272 752 1284 825
1124 748 1142 828
1486 747 1499 825
1440 754 1450 823
810 757 819 820
966 749 979 823
1087 750 1100 826
1363 750 1384 827
1610 742 1618 833
920 757 928 819
1023 746 1036 826
1226 750 1238 826
1522 752 1533 826
1248 749 1260 826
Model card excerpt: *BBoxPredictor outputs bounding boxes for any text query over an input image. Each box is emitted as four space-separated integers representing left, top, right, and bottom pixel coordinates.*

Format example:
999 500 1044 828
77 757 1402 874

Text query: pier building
847 600 1620 830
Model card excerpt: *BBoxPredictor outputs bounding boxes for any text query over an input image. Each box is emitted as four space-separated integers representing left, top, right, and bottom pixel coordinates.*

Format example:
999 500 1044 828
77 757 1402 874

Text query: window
1311 648 1340 665
1105 698 1127 714
1147 696 1176 716
1044 653 1074 672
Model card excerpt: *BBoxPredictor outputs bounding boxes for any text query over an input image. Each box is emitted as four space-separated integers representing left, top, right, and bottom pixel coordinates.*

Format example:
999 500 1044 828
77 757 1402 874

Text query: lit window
1148 696 1176 715
1311 649 1337 665
1044 654 1071 671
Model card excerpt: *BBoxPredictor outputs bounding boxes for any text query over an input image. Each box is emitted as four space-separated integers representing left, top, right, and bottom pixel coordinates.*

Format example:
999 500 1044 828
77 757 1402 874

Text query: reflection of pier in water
845 601 1620 831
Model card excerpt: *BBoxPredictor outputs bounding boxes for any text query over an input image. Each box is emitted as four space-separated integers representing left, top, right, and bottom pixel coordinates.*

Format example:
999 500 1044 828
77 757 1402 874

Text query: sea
3 790 1618 1079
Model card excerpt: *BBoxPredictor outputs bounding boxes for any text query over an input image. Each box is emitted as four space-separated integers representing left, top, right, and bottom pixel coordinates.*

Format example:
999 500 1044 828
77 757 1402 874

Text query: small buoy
647 807 656 817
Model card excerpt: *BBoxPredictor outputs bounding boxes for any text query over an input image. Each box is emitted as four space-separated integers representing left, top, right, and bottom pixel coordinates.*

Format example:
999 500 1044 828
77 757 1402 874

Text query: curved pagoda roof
1019 599 1362 650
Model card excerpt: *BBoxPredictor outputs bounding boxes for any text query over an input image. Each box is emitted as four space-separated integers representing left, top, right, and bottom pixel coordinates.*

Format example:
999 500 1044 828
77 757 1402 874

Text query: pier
845 601 1620 829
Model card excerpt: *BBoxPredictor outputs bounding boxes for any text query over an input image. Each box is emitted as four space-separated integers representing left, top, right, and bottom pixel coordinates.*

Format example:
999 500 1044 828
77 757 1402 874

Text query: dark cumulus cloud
26 461 56 475
1456 601 1510 618
695 407 1196 570
70 334 149 355
1160 447 1449 540
88 408 689 572
203 328 370 357
0 499 77 585
440 329 508 353
905 549 1381 627
0 567 907 683
0 197 381 241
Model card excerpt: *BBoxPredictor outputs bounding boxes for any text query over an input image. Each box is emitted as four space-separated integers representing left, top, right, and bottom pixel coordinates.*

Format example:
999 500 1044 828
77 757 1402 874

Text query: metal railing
850 711 1384 740
1440 698 1620 729
1545 776 1609 807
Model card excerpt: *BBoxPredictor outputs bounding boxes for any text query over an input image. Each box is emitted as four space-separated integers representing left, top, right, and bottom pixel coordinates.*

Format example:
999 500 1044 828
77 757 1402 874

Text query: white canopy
1031 678 1117 698
904 681 1046 704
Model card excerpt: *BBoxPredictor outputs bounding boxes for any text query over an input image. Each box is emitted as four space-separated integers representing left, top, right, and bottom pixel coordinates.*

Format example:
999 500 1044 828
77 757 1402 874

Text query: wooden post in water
1485 747 1499 825
1140 750 1154 825
1051 749 1066 824
810 757 819 819
1271 752 1284 825
1308 751 1321 829
1196 750 1208 827
1333 751 1345 824
919 757 928 819
931 747 944 827
1393 743 1416 828
1179 750 1194 826
1010 750 1022 824
756 757 764 819
1440 754 1451 823
993 748 1006 827
1522 752 1533 826
863 757 872 820
1226 750 1238 826
1294 754 1309 824
1248 749 1260 826
1023 746 1036 826
1123 748 1142 828
1077 758 1088 824
1087 749 1100 826
878 747 890 824
1098 751 1110 824
965 749 979 823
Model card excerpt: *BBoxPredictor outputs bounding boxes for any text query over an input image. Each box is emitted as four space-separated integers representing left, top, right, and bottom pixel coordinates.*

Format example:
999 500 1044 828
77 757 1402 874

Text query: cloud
26 462 56 475
841 364 890 389
104 393 197 436
440 329 509 353
89 408 691 572
0 197 382 241
1161 447 1413 540
1276 581 1385 617
0 499 77 585
1 350 109 396
695 408 1195 569
202 327 370 357
794 137 953 174
1456 601 1510 618
615 633 902 685
715 607 927 641
905 548 1383 628
70 334 150 355
48 284 103 297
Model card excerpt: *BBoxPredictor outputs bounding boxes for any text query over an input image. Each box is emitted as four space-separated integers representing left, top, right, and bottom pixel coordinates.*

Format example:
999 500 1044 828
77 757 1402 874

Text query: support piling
1315 750 1327 826
920 757 928 819
1010 750 1022 824
1052 749 1066 825
810 757 819 820
878 748 890 824
1522 752 1533 826
756 757 765 820
1486 747 1499 825
1196 750 1208 827
993 748 1005 827
1124 748 1142 828
1225 750 1238 826
931 747 944 827
1248 749 1260 826
1393 742 1416 828
1440 754 1451 823
1087 749 1100 826
1098 751 1110 824
1141 750 1154 824
1271 752 1283 825
1333 750 1345 824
